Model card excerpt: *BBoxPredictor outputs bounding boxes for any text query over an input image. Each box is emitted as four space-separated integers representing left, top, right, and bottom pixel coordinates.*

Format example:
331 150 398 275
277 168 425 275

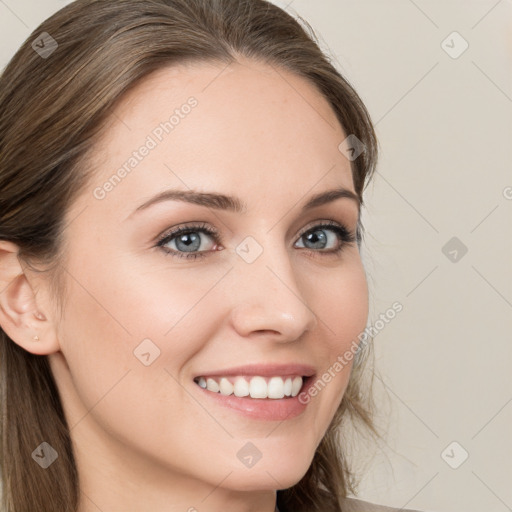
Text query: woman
0 1 422 511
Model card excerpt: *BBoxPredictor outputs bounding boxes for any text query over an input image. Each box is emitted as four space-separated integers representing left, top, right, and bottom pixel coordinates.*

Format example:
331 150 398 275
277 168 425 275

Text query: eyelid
155 221 219 247
299 218 347 236
155 218 357 259
155 219 353 245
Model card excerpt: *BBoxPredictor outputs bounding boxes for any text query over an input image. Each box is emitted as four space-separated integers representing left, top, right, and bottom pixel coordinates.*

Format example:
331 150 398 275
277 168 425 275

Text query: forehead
74 58 356 222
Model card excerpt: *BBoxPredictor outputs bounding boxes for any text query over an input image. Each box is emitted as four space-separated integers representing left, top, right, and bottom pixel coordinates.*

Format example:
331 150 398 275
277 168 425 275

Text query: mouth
193 374 314 399
191 363 317 420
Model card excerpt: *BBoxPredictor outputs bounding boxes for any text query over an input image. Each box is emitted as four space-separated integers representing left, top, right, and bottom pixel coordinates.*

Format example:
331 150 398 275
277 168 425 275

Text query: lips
192 365 317 421
192 363 316 400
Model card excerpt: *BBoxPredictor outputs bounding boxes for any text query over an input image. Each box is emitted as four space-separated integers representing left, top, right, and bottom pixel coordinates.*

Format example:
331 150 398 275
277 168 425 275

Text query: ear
0 240 60 355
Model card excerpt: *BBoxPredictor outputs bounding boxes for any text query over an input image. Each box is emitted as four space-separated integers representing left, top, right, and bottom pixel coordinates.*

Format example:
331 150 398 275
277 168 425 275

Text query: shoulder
339 497 422 512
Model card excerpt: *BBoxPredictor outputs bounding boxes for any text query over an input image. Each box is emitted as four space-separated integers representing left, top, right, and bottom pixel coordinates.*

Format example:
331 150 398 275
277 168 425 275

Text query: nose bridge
228 232 318 339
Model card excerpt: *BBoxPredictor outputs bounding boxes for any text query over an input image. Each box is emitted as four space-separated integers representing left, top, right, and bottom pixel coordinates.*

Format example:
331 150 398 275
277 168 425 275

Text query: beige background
1 1 511 511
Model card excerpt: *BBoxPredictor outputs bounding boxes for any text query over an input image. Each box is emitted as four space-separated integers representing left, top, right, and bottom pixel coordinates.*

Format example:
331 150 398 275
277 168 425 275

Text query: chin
224 454 313 491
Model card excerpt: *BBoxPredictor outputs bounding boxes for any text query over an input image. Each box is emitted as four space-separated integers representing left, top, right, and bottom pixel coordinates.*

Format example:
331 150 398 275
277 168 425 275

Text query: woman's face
46 59 368 509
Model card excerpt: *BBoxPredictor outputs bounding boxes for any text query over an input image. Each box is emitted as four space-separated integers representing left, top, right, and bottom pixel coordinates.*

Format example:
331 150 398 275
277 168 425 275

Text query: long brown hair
0 1 380 510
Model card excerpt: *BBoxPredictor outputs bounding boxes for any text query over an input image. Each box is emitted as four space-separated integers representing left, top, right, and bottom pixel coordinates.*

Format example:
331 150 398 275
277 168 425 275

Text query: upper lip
194 363 316 378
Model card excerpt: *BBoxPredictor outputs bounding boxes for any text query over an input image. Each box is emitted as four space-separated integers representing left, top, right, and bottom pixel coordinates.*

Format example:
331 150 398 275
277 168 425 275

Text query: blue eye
156 222 218 260
295 223 356 253
155 220 357 260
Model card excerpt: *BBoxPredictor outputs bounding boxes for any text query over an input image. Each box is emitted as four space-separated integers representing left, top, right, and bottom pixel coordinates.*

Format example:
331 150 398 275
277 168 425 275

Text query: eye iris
304 230 327 249
176 232 201 252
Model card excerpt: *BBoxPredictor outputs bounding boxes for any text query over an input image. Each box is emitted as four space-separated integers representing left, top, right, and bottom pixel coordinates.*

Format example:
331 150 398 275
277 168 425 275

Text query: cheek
55 250 231 411
54 260 215 464
54 261 181 413
302 256 368 425
313 254 369 347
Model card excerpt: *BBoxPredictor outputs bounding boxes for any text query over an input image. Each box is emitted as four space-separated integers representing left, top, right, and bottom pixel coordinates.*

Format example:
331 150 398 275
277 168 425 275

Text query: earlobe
0 240 59 356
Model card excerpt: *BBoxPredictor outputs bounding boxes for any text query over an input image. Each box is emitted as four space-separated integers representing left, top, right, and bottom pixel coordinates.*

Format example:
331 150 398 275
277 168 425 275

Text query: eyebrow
126 186 360 220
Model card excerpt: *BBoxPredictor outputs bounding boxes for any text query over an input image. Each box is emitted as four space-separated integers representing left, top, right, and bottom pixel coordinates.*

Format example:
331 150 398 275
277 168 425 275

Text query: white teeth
249 376 267 398
291 376 302 397
267 376 285 399
284 377 292 396
233 376 250 397
219 377 233 396
196 375 305 399
206 378 219 393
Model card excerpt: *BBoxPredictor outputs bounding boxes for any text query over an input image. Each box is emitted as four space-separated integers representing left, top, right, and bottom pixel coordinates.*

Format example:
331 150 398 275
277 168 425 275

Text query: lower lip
193 376 315 421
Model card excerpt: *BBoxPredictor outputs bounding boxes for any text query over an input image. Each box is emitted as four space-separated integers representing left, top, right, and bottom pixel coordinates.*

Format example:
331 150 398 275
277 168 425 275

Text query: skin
0 58 368 512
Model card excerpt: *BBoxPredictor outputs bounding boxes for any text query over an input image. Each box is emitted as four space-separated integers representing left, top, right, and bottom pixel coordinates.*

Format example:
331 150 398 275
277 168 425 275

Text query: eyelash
155 220 357 260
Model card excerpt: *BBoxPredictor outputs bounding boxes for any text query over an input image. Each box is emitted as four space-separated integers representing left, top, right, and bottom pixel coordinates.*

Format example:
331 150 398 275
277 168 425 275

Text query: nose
228 239 318 343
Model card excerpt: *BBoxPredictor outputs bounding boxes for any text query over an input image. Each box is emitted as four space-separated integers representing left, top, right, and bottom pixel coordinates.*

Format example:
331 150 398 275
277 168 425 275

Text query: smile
193 375 305 399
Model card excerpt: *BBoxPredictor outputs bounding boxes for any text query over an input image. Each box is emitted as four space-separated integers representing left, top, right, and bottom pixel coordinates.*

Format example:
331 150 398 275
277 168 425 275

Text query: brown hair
0 1 380 510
